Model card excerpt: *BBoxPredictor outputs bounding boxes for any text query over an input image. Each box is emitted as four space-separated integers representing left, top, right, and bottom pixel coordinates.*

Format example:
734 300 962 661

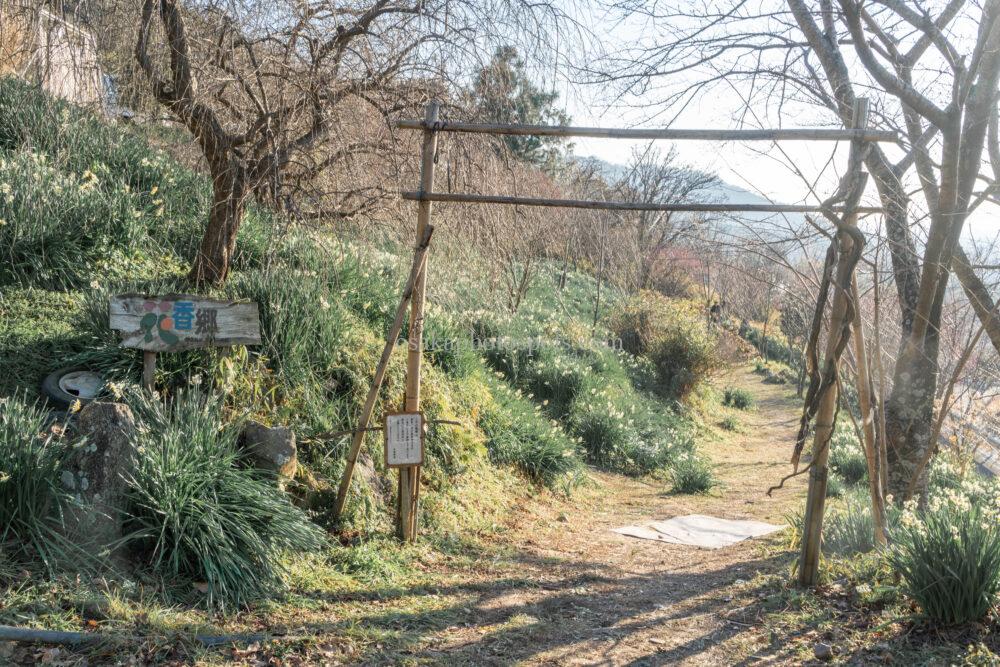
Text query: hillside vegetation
0 78 720 615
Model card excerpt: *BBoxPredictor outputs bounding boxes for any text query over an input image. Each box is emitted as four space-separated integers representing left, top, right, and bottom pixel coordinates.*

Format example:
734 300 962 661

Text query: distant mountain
572 154 782 208
569 154 812 257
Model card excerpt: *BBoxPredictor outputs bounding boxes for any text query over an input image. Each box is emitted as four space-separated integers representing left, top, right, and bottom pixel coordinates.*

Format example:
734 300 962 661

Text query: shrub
670 453 717 494
611 292 719 400
0 395 74 567
722 387 754 410
122 389 325 610
889 494 1000 625
647 325 718 399
720 416 740 431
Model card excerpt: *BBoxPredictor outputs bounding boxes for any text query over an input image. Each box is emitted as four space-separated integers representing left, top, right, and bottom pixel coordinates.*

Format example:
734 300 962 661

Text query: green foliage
474 288 697 478
740 320 801 369
722 387 754 410
785 490 877 555
0 288 88 399
0 77 210 288
829 429 868 487
122 389 325 610
719 415 740 431
326 537 411 584
825 474 845 498
751 358 797 385
471 46 570 168
670 452 718 494
480 377 583 492
0 395 74 567
611 292 720 400
823 492 877 554
889 494 1000 625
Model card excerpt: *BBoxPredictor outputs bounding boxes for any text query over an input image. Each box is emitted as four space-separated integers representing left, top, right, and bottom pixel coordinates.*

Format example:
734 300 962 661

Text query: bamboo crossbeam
400 191 883 214
395 120 899 143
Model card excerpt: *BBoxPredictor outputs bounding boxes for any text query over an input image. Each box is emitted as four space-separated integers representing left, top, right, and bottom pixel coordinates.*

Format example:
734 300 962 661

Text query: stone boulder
63 402 136 551
240 421 297 484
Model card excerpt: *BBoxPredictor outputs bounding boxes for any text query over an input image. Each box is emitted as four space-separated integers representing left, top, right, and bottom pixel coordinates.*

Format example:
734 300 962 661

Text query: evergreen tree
472 46 570 168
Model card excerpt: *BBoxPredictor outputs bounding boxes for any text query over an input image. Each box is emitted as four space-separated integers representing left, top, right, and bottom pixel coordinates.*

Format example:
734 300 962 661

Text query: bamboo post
850 277 888 544
593 218 606 328
798 98 868 586
142 351 156 392
332 225 435 521
398 100 440 542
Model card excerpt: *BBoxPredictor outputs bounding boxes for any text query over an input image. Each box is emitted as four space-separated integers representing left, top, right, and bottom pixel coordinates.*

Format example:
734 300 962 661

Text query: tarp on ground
612 514 784 549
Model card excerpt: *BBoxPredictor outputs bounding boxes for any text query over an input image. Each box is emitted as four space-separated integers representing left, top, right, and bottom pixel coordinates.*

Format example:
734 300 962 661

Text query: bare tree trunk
884 344 938 498
189 163 248 285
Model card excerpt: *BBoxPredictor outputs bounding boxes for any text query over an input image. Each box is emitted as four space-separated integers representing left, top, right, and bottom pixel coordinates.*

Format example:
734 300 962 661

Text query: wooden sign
110 294 261 352
384 412 424 467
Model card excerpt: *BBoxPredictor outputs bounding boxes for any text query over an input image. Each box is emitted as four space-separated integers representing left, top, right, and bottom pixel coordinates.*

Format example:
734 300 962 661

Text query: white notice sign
384 412 424 467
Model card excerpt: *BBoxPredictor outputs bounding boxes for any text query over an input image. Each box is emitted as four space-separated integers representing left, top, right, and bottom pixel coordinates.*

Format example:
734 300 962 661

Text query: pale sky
547 3 999 247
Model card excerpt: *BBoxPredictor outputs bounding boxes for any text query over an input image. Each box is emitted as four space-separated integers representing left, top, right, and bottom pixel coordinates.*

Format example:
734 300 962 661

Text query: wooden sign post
109 294 261 390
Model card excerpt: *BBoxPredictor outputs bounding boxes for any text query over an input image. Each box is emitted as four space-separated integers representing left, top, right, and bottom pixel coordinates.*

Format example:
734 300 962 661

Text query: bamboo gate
334 98 898 586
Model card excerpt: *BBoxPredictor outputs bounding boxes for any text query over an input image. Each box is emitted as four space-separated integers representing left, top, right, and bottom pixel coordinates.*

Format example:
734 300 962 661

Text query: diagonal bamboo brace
332 225 435 521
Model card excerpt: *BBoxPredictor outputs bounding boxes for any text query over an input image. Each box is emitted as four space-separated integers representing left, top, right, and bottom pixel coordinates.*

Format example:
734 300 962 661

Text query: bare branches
837 0 949 127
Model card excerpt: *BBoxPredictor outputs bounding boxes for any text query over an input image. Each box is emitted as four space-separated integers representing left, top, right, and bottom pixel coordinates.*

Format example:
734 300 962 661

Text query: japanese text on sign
385 412 424 467
109 294 260 352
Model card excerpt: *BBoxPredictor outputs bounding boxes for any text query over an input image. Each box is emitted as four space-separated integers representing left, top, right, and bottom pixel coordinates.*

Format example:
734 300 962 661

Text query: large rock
63 402 136 551
240 421 297 483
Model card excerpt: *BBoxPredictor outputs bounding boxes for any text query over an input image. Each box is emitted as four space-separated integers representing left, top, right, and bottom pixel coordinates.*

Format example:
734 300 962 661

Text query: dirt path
362 365 809 666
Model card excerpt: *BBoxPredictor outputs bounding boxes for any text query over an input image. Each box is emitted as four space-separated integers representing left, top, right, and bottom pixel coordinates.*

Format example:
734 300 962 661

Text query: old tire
41 367 105 410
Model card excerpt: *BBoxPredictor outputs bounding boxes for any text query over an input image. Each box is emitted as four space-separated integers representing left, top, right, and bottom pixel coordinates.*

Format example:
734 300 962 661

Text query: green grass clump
785 490 877 555
0 77 210 288
567 380 687 476
889 495 1000 625
476 298 695 478
824 492 876 554
0 288 89 399
480 379 584 492
0 395 74 567
122 389 325 610
829 430 868 487
670 453 717 494
719 415 740 431
722 387 754 410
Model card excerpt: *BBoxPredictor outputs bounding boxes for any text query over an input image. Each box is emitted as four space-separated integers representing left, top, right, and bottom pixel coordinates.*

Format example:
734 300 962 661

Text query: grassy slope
2 79 995 665
0 77 711 641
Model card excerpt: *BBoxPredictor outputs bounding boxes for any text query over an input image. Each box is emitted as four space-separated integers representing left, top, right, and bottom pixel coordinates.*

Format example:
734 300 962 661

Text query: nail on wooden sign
110 294 261 352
